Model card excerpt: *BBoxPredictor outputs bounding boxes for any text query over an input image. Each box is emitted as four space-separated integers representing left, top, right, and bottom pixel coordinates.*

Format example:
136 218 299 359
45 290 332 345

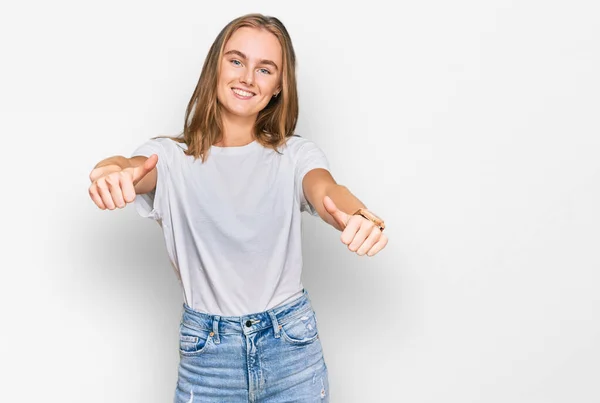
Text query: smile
231 88 255 99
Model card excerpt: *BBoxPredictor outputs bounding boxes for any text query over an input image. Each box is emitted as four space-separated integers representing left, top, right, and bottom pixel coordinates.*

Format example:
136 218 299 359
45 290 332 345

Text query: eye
231 59 242 66
258 68 271 75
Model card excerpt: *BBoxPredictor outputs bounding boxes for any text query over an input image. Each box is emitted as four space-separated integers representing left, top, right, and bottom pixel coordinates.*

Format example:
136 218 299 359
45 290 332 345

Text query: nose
239 67 255 86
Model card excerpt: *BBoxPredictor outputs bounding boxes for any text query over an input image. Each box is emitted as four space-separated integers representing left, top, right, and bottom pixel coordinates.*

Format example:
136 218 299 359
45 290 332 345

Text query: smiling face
217 27 283 122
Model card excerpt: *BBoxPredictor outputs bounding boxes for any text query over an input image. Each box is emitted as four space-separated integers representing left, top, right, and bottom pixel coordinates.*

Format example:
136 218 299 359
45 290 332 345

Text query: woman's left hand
323 196 388 257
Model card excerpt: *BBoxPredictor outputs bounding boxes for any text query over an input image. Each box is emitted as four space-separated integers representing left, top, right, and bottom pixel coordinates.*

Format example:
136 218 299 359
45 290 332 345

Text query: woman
88 13 387 402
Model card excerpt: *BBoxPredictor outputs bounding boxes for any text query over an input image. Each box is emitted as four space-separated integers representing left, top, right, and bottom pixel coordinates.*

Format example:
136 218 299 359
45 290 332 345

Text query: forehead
224 26 282 66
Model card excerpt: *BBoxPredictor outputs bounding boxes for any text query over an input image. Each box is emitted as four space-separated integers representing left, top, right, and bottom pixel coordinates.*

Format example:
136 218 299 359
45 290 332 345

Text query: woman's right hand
88 154 158 210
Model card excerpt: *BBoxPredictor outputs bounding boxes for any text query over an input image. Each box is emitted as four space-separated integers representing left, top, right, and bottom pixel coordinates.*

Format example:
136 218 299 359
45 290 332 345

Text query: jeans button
245 320 252 327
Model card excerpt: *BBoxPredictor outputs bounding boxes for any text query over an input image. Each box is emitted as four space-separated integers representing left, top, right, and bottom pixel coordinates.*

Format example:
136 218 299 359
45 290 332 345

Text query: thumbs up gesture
88 154 158 210
323 196 388 257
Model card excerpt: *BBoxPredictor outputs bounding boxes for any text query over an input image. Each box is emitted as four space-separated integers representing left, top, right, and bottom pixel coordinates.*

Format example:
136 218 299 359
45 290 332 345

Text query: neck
218 111 257 147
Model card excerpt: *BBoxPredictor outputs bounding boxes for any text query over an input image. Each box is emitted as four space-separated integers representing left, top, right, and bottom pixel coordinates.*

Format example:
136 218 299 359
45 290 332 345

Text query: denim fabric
174 289 330 402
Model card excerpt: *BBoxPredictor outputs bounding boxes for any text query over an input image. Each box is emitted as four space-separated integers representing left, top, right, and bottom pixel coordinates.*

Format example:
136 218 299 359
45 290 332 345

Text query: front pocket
279 309 320 345
178 322 214 356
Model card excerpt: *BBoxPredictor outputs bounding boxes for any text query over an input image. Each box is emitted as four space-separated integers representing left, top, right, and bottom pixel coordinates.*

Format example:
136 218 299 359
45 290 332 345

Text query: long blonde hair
156 14 298 163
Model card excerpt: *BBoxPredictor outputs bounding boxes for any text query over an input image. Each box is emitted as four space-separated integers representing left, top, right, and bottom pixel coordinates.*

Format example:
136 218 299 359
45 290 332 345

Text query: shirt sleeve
295 139 330 216
130 138 171 221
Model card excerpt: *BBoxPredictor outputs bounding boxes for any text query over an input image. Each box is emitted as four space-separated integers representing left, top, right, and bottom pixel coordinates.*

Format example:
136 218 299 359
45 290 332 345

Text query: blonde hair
156 13 298 162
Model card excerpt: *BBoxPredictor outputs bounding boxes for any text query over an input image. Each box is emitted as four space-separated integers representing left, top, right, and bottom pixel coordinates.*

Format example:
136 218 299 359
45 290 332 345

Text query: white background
1 0 599 402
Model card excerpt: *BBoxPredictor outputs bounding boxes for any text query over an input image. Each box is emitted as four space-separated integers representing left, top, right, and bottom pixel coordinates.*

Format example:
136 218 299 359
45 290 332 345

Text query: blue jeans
174 289 330 402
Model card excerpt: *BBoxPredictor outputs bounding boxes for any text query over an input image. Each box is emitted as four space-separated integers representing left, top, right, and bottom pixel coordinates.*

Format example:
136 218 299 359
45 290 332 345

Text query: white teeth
232 88 253 97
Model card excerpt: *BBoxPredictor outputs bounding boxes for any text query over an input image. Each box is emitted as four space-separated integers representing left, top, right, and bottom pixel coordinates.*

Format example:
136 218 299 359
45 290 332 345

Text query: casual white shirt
131 135 329 316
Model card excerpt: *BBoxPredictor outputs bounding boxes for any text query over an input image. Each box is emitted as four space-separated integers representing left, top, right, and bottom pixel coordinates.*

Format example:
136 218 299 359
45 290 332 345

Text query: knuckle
105 174 117 185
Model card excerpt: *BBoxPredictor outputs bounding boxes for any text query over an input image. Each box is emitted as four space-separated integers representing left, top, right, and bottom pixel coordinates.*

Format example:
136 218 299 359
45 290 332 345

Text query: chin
224 105 257 118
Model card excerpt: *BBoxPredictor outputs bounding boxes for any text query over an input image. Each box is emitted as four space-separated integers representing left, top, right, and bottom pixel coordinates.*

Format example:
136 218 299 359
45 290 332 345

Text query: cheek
218 71 232 87
258 76 279 95
217 71 235 99
216 82 227 102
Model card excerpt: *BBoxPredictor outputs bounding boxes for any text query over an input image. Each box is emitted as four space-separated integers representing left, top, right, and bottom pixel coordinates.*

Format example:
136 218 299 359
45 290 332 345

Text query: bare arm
302 168 365 231
303 168 388 257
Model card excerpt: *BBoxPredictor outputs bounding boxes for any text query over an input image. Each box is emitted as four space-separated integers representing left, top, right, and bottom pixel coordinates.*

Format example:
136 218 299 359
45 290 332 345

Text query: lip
231 87 256 99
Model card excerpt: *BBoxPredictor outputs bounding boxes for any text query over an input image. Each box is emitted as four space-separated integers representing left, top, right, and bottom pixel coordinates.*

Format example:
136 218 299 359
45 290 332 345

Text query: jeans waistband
180 289 313 338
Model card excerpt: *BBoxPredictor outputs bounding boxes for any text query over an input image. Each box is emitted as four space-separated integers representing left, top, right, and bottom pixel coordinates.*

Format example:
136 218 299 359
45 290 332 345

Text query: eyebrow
224 49 279 71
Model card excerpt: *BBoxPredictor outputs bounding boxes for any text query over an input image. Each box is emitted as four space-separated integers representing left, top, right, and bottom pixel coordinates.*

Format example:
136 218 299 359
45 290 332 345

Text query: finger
340 215 362 246
120 172 137 204
89 168 102 183
347 219 375 252
89 184 106 210
96 180 116 210
356 226 382 256
366 234 388 257
105 174 126 208
323 196 350 229
132 154 158 185
89 165 119 183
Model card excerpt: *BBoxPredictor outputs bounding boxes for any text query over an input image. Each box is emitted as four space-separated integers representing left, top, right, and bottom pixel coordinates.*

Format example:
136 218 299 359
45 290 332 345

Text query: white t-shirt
130 134 329 316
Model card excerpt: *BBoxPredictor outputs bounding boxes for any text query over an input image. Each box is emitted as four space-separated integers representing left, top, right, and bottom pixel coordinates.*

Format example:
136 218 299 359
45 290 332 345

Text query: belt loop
212 315 221 344
268 311 281 338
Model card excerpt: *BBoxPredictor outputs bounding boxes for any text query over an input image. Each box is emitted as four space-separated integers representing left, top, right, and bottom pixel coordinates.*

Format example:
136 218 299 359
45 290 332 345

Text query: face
217 27 283 121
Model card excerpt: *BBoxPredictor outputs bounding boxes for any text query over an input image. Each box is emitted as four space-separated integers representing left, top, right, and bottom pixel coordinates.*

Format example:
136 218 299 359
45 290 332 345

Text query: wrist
95 156 131 170
353 208 385 231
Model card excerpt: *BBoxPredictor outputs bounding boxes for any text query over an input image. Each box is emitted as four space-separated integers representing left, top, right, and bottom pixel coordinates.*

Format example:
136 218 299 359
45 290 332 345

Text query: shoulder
132 136 186 164
153 136 186 150
135 136 182 150
281 134 323 157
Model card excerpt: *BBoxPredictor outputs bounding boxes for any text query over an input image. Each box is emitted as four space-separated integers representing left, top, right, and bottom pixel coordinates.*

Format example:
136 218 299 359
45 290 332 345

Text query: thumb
323 195 350 229
132 154 158 184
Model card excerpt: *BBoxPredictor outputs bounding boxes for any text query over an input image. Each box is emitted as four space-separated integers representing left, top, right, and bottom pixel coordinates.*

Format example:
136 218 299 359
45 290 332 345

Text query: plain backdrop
1 0 599 402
